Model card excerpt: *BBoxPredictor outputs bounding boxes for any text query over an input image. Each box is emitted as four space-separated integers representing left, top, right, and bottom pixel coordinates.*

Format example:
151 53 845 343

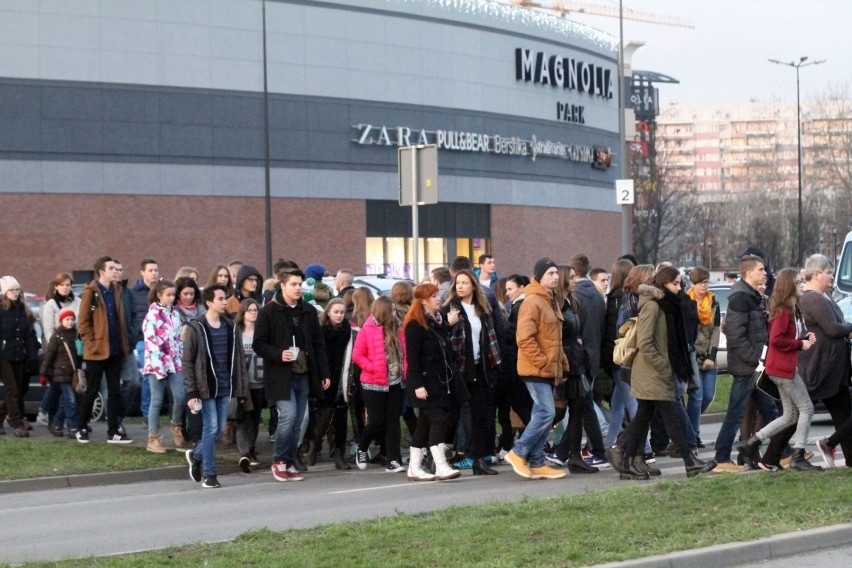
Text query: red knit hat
58 309 76 323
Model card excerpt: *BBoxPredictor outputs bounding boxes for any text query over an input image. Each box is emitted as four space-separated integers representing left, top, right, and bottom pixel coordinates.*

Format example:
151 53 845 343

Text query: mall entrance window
366 237 490 280
366 200 490 280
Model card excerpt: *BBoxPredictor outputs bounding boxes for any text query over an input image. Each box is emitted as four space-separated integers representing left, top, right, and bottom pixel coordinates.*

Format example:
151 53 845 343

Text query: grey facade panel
1 78 618 192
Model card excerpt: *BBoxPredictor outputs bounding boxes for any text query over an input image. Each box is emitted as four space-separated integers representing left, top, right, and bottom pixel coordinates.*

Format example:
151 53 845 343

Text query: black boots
619 456 650 480
683 452 713 477
472 458 498 475
566 452 599 474
606 445 625 474
634 456 661 477
789 448 822 471
332 448 351 470
735 435 762 469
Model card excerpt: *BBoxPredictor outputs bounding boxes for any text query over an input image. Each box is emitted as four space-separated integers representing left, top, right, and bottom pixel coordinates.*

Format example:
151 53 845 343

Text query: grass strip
18 470 851 567
0 437 185 480
706 373 732 414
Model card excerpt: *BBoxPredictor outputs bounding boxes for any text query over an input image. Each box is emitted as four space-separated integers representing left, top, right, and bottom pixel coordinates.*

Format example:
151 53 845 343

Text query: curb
0 464 242 495
592 523 852 568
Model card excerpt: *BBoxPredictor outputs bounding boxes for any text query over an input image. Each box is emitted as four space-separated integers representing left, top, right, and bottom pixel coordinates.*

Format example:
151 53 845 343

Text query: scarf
425 309 443 326
657 288 693 383
687 288 714 327
448 302 501 379
52 290 74 308
177 300 199 319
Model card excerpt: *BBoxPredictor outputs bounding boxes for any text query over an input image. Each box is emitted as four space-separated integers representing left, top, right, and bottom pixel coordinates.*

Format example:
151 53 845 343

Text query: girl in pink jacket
352 297 405 473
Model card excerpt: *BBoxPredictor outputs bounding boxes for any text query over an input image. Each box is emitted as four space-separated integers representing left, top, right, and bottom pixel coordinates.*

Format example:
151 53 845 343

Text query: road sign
399 145 439 206
615 179 635 205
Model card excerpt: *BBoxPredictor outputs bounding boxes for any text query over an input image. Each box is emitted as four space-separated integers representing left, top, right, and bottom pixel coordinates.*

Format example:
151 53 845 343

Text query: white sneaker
498 449 509 462
36 411 49 426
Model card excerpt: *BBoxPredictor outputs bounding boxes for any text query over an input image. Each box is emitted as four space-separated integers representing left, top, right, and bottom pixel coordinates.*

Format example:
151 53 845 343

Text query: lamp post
769 56 826 266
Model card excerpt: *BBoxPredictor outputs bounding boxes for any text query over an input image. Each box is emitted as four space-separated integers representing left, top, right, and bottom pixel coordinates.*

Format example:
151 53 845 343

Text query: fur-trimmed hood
637 284 663 308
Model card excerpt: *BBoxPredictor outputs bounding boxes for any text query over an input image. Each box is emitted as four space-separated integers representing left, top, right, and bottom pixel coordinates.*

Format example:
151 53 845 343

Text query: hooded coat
630 285 676 402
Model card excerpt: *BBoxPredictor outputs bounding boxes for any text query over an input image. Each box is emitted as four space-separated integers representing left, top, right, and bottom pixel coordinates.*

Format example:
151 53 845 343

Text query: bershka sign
515 48 614 100
353 124 603 164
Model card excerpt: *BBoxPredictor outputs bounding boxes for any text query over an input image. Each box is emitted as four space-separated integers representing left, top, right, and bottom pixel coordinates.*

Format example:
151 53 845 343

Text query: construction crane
510 0 695 29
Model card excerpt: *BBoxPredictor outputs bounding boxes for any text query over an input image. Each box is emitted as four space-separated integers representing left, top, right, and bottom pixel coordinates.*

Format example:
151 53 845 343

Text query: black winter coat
0 302 39 369
725 279 768 376
40 327 80 383
320 321 351 407
602 288 623 374
253 289 330 402
403 318 467 409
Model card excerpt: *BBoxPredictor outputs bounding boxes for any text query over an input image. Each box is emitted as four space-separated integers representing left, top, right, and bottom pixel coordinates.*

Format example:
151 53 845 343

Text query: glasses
696 280 710 285
246 308 259 313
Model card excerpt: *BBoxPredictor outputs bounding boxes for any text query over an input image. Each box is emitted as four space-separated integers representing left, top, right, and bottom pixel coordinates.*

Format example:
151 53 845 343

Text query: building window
365 237 487 280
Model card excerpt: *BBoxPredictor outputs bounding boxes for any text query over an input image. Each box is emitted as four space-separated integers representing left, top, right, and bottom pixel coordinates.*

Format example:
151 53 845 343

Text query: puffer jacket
352 316 389 387
630 285 675 402
516 278 569 382
724 279 768 376
40 327 81 383
142 302 184 379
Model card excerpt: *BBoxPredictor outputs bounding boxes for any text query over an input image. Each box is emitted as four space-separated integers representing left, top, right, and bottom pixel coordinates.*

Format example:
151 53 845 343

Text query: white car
708 283 732 373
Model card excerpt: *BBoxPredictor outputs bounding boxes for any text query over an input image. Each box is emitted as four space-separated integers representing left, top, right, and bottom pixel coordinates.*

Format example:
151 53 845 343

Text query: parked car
708 283 732 373
321 274 414 298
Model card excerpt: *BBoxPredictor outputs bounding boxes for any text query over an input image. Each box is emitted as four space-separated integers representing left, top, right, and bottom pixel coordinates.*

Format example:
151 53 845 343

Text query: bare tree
632 134 699 265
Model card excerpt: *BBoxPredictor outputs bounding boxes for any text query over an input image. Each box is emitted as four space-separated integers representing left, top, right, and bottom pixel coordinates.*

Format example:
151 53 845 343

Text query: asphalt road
0 418 842 564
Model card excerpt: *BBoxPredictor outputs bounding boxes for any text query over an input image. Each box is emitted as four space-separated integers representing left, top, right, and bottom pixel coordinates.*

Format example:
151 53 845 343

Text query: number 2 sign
615 179 635 205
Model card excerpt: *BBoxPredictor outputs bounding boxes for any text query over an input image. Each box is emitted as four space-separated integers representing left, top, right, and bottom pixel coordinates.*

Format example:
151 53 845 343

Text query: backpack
613 317 639 367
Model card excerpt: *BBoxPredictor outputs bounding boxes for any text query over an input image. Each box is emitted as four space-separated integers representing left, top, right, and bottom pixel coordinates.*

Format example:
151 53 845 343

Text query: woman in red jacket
736 268 820 471
352 296 405 473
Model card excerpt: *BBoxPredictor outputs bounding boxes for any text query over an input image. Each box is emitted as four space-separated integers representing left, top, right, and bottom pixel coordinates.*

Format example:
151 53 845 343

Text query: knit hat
533 258 558 281
0 276 21 294
304 263 327 281
58 309 76 323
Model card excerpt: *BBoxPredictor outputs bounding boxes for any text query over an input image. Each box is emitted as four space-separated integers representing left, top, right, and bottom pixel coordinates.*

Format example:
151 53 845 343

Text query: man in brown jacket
77 256 131 444
505 258 568 480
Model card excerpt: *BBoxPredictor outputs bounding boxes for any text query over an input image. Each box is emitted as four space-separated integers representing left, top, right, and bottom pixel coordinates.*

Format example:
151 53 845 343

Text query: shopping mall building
0 0 622 288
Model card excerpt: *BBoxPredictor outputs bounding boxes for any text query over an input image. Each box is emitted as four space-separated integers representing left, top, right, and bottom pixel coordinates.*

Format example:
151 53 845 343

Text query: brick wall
491 205 625 278
0 194 365 293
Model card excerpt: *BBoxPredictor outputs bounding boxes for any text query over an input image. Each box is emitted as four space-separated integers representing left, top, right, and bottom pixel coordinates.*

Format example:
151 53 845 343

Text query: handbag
60 337 87 394
755 370 780 401
751 345 779 400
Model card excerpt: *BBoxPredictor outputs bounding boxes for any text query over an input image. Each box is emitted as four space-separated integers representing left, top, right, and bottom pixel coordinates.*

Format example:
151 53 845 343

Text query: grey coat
724 279 768 377
797 290 852 401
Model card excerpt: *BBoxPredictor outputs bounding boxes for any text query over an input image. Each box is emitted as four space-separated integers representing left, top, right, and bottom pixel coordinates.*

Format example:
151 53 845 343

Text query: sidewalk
593 524 852 568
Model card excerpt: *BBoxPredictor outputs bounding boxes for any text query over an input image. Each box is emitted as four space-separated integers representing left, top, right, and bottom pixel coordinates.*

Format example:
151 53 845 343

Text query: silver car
708 283 732 372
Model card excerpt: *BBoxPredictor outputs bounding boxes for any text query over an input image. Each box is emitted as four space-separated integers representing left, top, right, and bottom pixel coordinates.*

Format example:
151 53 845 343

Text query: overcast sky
520 0 849 106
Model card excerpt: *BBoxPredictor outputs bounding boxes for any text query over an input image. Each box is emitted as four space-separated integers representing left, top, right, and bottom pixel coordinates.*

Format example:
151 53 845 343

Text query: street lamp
769 56 826 266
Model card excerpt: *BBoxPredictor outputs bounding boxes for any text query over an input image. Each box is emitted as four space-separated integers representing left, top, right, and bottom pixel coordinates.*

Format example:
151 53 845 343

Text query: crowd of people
1 249 850 488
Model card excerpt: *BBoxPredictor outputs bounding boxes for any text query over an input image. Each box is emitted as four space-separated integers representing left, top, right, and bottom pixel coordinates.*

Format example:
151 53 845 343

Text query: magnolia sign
352 124 602 164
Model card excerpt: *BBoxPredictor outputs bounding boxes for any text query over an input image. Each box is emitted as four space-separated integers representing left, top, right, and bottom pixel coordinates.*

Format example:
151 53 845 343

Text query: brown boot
170 422 186 448
147 434 167 454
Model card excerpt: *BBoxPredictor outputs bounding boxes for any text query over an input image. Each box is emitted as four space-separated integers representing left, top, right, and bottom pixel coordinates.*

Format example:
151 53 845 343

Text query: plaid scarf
449 303 502 376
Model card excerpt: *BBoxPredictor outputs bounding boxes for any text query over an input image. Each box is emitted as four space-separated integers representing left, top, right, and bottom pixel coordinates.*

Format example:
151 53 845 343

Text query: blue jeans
54 382 78 430
513 381 555 468
135 341 150 417
146 372 187 436
714 374 779 463
605 367 638 447
193 394 229 476
273 374 310 464
699 367 718 414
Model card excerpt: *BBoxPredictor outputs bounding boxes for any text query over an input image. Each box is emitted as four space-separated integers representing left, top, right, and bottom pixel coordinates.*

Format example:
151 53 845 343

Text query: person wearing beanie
304 264 327 282
39 309 81 438
0 275 40 437
504 258 568 480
